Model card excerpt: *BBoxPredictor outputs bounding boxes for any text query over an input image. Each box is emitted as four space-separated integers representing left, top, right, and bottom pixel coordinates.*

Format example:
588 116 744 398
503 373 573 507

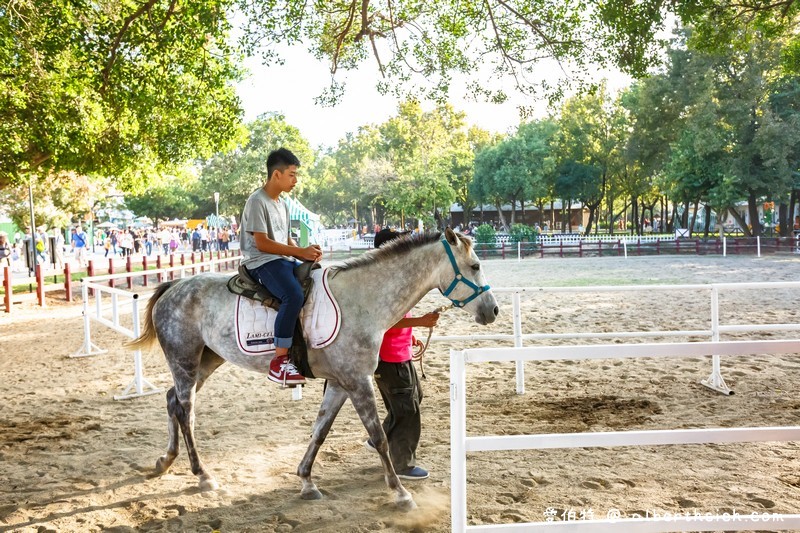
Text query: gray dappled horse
129 228 498 509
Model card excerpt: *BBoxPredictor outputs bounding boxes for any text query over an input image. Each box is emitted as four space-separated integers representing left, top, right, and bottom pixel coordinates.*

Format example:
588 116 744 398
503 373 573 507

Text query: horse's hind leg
297 380 349 500
348 378 415 509
154 386 181 474
157 347 225 491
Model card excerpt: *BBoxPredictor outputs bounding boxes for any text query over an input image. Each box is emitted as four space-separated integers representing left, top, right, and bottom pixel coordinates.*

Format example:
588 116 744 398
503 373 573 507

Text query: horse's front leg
348 378 415 510
297 380 348 500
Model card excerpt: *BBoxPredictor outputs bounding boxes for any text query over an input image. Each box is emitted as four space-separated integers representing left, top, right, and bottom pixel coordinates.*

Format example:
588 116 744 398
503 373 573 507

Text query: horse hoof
301 487 323 500
154 456 174 474
198 475 219 491
397 497 417 511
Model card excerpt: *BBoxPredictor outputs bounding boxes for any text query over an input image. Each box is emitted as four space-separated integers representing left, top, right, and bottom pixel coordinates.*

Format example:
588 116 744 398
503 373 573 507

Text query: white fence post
701 286 731 395
70 281 107 358
114 294 161 400
757 235 761 257
513 292 524 395
723 236 727 257
450 349 468 533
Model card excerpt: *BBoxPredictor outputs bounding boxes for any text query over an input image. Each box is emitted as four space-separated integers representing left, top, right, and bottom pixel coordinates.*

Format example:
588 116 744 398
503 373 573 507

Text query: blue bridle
440 238 491 308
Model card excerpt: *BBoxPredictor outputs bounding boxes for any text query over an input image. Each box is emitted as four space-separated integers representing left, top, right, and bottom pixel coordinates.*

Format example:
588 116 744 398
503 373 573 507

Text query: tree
0 172 98 230
238 0 800 106
375 101 466 228
554 83 623 234
198 114 314 220
1 0 243 192
648 31 800 237
124 168 201 221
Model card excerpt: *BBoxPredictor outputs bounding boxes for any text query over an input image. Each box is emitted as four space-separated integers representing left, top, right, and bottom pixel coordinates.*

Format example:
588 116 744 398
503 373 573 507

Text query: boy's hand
298 244 323 262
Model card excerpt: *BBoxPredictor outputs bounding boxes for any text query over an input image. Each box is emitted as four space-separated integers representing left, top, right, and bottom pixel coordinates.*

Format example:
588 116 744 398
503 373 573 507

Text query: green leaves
1 0 243 191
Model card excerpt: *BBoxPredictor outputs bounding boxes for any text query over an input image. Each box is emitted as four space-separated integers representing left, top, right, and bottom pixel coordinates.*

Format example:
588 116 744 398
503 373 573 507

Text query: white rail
70 256 239 400
70 255 303 401
450 339 800 532
432 282 800 395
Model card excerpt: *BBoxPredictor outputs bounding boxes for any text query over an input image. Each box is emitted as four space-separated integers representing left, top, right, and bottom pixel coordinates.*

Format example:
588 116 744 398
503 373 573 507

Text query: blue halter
440 238 491 308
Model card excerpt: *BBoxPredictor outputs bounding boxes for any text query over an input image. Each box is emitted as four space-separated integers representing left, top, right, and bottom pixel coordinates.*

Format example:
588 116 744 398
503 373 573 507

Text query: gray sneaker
397 466 429 480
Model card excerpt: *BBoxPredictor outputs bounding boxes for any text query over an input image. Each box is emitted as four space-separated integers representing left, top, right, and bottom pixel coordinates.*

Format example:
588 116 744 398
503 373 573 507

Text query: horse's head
438 227 499 325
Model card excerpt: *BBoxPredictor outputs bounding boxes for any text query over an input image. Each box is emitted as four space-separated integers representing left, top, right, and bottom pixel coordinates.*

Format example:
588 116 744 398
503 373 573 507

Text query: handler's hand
418 312 440 328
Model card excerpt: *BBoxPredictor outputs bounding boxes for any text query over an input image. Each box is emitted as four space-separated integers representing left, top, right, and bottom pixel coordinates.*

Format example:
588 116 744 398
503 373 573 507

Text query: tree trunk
537 201 545 227
729 206 751 237
689 200 699 237
509 197 517 226
670 203 679 233
495 201 509 232
550 200 555 229
585 206 596 235
702 204 712 238
585 200 602 235
607 189 615 236
779 199 788 237
747 190 761 237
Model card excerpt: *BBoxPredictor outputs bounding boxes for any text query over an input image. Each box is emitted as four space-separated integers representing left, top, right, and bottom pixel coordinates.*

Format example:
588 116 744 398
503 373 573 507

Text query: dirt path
2 254 800 532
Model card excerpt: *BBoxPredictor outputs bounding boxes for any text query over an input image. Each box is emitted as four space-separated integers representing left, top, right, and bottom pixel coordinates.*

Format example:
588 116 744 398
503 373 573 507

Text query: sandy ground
2 254 800 532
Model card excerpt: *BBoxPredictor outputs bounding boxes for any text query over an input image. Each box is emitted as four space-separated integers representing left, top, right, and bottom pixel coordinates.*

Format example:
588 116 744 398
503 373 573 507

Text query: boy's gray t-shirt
240 188 292 269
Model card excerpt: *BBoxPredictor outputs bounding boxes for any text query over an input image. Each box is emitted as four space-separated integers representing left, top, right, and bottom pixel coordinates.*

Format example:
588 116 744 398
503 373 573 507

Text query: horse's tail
124 281 174 350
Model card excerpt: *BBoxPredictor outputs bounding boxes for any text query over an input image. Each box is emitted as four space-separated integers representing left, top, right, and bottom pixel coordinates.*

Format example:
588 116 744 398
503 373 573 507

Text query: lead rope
411 303 452 379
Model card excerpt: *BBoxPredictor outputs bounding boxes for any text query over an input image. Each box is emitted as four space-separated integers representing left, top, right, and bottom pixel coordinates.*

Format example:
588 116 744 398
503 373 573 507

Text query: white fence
68 256 292 400
443 280 800 531
449 340 800 532
432 281 800 395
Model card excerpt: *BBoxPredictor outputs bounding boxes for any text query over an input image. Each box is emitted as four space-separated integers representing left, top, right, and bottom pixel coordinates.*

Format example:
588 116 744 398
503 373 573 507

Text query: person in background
52 227 65 269
191 226 201 252
72 225 88 267
0 231 11 268
363 227 439 480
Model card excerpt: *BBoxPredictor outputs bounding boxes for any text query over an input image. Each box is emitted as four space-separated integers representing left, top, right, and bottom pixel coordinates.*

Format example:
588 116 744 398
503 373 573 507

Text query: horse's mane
332 230 472 272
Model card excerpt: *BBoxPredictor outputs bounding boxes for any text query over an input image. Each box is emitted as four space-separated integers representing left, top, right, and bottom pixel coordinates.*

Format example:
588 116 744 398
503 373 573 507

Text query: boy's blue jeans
247 259 303 349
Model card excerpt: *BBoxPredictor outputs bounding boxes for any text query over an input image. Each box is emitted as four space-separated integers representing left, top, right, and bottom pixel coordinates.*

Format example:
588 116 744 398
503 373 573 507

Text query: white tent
285 196 322 244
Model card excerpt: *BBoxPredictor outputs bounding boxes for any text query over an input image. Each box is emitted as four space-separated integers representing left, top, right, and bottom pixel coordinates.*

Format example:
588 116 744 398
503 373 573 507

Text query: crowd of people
1 223 237 273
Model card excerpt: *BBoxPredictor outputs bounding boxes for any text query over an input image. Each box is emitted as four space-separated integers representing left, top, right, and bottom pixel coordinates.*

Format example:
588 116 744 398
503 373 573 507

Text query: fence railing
450 340 800 532
3 249 241 312
70 256 242 399
70 254 304 401
467 235 800 260
431 281 800 396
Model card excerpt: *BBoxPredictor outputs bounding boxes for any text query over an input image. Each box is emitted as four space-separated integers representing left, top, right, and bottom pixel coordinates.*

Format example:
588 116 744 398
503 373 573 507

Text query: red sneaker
268 355 306 386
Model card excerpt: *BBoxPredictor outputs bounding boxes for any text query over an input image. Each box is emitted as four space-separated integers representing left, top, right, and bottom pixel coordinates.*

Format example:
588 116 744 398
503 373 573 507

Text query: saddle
227 261 320 310
227 260 321 379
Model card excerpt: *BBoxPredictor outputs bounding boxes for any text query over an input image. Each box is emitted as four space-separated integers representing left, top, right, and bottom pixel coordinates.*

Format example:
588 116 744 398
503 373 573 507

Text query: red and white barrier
71 255 240 400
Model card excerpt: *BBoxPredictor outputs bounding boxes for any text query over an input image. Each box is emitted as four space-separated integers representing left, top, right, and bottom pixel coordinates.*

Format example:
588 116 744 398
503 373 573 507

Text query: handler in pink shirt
364 228 439 480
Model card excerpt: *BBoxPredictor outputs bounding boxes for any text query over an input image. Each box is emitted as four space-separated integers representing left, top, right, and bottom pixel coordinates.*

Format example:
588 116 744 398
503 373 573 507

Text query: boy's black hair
266 147 301 180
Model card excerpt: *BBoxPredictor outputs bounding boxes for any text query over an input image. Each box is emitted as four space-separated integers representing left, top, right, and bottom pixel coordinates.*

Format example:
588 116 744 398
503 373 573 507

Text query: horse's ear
445 227 459 246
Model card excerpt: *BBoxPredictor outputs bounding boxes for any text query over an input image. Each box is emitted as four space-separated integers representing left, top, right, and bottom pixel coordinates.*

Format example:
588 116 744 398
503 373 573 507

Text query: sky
235 45 632 149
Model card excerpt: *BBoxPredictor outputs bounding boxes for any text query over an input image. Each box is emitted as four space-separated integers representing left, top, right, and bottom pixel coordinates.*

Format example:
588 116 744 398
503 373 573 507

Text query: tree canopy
1 0 243 190
239 0 800 106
